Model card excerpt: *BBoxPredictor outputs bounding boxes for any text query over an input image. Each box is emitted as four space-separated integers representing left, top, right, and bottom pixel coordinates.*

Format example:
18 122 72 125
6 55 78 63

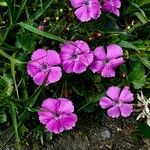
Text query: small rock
100 127 111 140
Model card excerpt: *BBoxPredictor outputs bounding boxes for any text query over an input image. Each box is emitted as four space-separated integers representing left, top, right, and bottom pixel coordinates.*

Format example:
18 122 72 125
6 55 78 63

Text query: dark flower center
114 99 122 107
72 54 78 59
42 64 47 69
54 112 61 118
103 58 110 64
41 64 49 72
84 0 90 5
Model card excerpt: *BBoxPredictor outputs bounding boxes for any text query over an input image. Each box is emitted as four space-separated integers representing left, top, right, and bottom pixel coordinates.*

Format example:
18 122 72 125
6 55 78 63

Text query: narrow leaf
19 22 66 42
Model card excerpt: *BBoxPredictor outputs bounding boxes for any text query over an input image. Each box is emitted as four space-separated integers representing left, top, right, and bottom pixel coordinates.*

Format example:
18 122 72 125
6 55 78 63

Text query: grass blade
30 0 54 21
10 102 21 150
19 22 66 42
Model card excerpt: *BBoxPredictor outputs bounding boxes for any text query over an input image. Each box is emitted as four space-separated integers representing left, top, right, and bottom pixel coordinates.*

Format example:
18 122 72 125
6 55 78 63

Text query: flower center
103 58 110 64
72 54 78 60
41 64 49 72
114 99 122 107
84 0 90 5
54 112 60 117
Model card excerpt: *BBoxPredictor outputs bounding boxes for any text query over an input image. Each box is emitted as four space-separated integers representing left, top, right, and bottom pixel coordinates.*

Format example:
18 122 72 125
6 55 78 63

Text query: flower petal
99 97 113 109
119 86 134 102
60 114 78 130
106 86 121 100
27 61 40 77
41 98 59 112
107 106 120 118
89 1 101 19
46 67 62 84
94 46 106 60
90 60 104 73
110 57 124 68
107 44 123 59
60 42 76 56
46 50 61 65
70 0 84 8
33 71 46 85
38 111 54 125
46 119 64 134
62 60 74 73
119 104 133 117
101 64 116 77
75 5 91 22
79 53 93 66
31 49 47 63
73 61 87 73
58 98 74 113
75 40 91 53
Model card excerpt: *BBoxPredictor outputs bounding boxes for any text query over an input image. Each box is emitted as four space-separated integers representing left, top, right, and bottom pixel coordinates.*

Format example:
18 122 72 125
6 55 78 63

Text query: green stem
0 49 22 64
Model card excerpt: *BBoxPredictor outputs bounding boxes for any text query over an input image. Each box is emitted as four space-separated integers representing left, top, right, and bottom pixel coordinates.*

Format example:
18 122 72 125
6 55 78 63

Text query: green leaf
119 40 139 53
30 0 54 21
0 112 7 123
19 22 66 42
10 102 21 149
138 56 150 70
16 32 36 52
14 0 27 23
18 86 43 128
137 122 150 138
128 61 147 89
78 92 105 112
0 2 7 6
134 12 148 24
137 0 150 6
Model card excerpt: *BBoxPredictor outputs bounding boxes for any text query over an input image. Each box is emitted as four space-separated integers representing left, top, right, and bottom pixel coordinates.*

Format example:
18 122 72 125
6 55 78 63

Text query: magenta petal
119 86 134 102
107 44 123 59
75 40 91 53
31 49 47 63
27 61 40 77
33 72 46 85
58 98 74 113
79 53 93 66
70 0 84 8
90 60 104 73
46 119 64 134
46 67 62 84
73 61 87 73
94 46 106 60
101 64 116 77
38 111 53 125
107 106 120 118
46 50 61 65
110 57 124 68
41 98 59 112
62 60 74 73
89 1 101 19
75 5 91 22
60 42 75 55
60 114 78 130
99 97 113 109
112 8 120 16
106 86 121 100
119 104 133 117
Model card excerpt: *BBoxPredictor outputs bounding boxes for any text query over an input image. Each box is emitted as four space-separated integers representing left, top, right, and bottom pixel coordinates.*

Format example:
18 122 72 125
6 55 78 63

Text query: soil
1 114 150 150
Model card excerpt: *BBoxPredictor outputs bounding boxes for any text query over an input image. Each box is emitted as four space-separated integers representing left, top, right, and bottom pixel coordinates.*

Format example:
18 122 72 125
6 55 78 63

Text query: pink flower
90 44 124 77
99 86 134 118
103 0 121 16
38 98 78 134
60 40 93 74
70 0 101 22
27 49 62 86
38 25 44 31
